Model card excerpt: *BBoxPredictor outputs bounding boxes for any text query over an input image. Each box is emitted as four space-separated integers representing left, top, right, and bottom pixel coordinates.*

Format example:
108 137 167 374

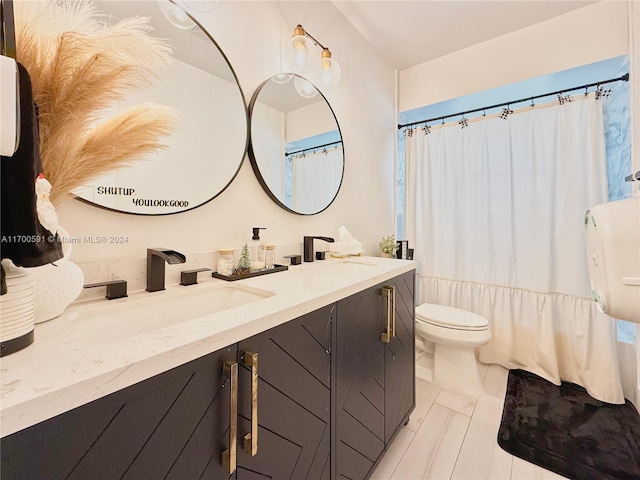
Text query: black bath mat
498 369 640 480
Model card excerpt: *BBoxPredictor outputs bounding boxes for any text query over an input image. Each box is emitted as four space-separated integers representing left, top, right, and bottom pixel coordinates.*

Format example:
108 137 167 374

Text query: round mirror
249 74 344 215
73 1 248 215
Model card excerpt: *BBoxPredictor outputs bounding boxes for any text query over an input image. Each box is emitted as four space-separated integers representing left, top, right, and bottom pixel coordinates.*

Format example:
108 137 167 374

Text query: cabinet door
384 270 416 444
0 345 238 480
236 304 332 479
335 286 386 480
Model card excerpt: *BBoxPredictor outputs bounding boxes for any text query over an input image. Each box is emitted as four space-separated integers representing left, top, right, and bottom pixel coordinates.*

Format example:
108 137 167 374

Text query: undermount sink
71 283 274 343
311 259 378 276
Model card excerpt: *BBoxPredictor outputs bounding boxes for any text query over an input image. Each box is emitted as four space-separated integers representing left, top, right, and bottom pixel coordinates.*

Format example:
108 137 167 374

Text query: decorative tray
211 264 288 282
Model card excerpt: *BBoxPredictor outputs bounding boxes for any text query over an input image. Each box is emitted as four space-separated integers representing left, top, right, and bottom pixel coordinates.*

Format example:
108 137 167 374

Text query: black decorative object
499 106 513 119
212 264 288 282
498 369 640 480
595 85 612 100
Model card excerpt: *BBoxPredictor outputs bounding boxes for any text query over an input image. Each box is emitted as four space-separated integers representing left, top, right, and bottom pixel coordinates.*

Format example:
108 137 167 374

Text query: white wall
286 100 337 142
57 1 396 264
399 1 629 112
252 101 285 198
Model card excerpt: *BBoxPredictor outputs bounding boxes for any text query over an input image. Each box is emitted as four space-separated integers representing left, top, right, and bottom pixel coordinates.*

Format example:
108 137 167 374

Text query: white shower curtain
292 147 343 213
406 95 624 403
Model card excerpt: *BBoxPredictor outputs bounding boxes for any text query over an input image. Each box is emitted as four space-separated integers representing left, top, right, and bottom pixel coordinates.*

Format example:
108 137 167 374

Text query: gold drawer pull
222 361 238 474
242 351 259 456
381 286 394 343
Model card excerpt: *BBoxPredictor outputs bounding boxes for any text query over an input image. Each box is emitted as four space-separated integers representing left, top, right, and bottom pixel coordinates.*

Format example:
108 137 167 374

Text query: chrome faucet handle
180 268 212 286
84 280 128 300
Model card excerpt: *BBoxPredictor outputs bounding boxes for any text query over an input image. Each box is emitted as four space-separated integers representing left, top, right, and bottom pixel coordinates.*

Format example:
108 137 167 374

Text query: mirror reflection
249 74 344 215
73 1 248 215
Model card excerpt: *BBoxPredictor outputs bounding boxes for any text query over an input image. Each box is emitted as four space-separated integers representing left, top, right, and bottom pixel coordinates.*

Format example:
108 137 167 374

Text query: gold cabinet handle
222 361 238 474
381 286 394 343
242 351 259 456
390 285 396 338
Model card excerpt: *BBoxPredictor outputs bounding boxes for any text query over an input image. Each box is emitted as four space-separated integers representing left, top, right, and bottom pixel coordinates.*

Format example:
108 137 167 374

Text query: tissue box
330 240 364 257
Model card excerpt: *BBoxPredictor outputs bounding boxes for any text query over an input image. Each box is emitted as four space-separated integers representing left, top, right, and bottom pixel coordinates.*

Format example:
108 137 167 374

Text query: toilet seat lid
416 303 489 331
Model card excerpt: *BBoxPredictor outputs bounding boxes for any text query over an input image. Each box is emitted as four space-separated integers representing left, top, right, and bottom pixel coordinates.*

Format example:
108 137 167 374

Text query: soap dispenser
248 227 267 270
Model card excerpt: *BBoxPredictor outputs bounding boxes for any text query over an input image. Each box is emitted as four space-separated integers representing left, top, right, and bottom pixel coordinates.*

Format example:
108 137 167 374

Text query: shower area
397 56 636 405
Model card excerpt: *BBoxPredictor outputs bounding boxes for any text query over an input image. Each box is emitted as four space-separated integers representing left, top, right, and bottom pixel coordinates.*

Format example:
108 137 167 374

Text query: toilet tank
584 197 640 323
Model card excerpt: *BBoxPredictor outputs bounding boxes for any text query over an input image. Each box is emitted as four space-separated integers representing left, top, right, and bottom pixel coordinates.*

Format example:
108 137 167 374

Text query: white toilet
415 303 492 396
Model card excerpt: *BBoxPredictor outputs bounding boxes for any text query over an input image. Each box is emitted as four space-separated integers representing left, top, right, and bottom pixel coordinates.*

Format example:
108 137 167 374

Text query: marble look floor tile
510 456 569 480
435 389 478 417
391 404 470 480
483 364 510 399
450 394 512 480
406 379 441 432
370 427 415 480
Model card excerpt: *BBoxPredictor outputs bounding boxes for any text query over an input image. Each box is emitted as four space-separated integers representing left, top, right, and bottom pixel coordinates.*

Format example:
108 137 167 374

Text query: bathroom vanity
0 257 415 479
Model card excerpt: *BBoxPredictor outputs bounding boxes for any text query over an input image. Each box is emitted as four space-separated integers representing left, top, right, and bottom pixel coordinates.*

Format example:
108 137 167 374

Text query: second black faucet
303 236 335 262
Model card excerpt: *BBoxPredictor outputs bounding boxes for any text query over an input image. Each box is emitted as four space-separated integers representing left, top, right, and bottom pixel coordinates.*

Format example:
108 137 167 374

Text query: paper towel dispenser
0 55 20 157
585 197 640 323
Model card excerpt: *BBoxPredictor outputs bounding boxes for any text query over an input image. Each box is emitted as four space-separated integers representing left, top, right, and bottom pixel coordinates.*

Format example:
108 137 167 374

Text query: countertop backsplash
76 242 304 301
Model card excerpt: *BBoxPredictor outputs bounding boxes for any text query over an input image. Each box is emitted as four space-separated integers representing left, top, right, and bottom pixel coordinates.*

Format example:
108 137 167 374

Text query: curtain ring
530 98 534 108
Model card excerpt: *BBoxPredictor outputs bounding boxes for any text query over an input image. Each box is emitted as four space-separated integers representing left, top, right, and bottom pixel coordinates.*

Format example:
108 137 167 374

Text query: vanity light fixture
157 0 217 30
284 24 341 90
271 72 294 84
293 76 318 99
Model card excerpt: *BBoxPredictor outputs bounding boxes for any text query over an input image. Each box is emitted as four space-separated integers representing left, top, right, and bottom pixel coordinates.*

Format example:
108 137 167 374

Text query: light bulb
284 26 316 73
157 0 196 29
182 0 217 13
294 76 318 98
313 49 341 90
271 73 293 84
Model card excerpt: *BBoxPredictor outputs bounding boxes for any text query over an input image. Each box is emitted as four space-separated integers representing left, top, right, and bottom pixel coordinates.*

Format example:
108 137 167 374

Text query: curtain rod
284 140 343 157
397 73 630 130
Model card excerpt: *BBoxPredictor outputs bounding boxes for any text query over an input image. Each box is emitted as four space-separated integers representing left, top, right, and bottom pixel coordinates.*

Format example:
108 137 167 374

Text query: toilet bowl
415 303 491 396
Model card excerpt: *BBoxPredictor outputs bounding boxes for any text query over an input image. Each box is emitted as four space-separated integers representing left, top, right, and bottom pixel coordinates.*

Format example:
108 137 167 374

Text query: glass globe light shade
157 0 196 29
182 0 218 13
294 76 319 99
284 33 316 73
314 50 341 90
271 72 294 84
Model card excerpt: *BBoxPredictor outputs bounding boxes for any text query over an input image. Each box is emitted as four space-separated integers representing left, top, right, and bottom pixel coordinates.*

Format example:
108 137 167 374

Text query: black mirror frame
248 75 344 216
73 7 249 216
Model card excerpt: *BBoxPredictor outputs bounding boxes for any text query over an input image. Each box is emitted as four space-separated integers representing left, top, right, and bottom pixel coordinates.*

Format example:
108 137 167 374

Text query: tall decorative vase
31 226 84 323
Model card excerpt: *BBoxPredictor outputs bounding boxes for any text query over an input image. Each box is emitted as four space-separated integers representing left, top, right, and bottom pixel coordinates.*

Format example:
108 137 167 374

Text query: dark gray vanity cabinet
235 304 332 479
333 270 415 480
1 270 413 480
0 344 238 480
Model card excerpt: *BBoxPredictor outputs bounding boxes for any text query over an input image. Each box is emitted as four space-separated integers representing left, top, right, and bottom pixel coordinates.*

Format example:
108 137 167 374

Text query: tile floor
371 363 568 480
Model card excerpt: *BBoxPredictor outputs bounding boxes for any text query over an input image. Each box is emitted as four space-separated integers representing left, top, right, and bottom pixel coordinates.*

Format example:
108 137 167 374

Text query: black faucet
303 236 335 262
147 248 186 292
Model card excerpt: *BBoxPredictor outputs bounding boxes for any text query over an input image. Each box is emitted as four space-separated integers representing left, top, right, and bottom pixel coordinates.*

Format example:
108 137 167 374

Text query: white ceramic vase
31 227 84 324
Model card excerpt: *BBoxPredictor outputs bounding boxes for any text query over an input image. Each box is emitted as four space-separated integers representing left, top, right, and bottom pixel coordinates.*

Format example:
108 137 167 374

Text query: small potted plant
236 243 252 274
379 235 396 258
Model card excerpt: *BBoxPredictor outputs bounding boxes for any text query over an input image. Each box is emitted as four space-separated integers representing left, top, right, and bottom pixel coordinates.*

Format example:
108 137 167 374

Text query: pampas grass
14 0 178 203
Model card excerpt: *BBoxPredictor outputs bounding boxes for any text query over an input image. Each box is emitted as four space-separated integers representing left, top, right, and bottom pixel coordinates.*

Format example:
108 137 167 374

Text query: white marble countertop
1 256 415 437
